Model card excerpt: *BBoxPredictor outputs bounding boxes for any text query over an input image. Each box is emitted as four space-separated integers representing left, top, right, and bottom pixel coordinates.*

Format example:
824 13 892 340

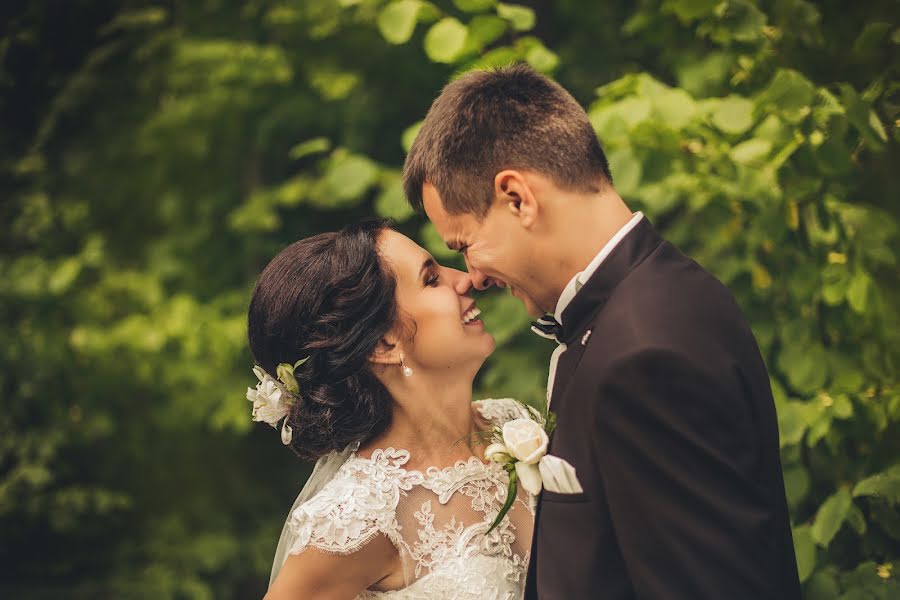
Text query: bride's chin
478 342 497 365
464 344 495 371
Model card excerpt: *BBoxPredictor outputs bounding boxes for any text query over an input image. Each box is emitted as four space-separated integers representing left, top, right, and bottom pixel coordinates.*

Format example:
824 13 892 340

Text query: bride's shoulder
473 398 539 427
297 448 423 513
286 448 423 556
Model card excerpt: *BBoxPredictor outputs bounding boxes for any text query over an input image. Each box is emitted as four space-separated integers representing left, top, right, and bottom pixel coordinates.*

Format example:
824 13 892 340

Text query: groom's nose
467 263 493 291
450 268 473 295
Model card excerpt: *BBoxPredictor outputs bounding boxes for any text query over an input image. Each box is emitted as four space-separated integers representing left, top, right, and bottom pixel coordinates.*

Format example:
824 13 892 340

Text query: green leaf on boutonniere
294 356 310 370
544 410 557 438
486 467 518 535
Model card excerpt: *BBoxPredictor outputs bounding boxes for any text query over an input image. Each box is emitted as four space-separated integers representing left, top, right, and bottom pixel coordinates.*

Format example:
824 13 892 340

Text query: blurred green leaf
48 257 82 294
846 504 867 536
711 95 755 134
464 15 508 52
651 88 697 129
663 0 719 22
607 146 642 195
758 69 815 123
322 152 380 202
805 569 841 599
522 39 560 73
730 138 772 164
846 272 873 314
821 263 850 306
784 464 810 506
402 120 422 153
375 173 415 221
496 2 535 31
853 466 900 503
811 489 853 547
424 17 468 63
378 0 425 45
778 343 828 394
454 0 497 12
778 401 809 446
792 525 817 582
289 137 331 160
852 22 892 56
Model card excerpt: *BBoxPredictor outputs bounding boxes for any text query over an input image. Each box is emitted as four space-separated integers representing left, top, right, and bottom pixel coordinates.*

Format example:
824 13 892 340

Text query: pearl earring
399 354 413 377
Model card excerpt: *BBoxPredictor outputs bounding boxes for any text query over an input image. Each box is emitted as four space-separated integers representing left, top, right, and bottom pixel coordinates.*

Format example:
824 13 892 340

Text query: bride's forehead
378 230 428 267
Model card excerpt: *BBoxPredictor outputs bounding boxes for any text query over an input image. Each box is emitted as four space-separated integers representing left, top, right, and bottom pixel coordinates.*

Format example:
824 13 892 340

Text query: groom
403 64 801 599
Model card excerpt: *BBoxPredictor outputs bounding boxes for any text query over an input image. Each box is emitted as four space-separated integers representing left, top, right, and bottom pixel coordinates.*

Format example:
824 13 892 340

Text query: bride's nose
449 268 473 296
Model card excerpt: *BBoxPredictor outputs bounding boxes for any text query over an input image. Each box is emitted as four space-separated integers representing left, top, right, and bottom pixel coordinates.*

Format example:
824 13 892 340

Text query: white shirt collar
554 212 644 325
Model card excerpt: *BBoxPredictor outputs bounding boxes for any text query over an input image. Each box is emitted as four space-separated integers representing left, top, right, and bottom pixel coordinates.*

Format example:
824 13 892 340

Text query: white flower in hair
247 375 288 427
246 358 309 445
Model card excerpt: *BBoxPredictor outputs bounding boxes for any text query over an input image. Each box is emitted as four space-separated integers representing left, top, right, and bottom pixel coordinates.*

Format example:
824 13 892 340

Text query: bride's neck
364 371 481 467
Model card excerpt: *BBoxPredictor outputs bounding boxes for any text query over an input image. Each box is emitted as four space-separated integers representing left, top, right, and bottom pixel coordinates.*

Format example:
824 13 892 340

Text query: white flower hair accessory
246 357 309 445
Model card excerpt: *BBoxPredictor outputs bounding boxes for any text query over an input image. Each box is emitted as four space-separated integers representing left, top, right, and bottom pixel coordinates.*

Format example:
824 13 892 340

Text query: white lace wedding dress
280 399 535 599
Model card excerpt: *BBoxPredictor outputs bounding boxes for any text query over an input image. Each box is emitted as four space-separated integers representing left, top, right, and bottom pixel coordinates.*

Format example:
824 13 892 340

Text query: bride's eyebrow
418 257 436 279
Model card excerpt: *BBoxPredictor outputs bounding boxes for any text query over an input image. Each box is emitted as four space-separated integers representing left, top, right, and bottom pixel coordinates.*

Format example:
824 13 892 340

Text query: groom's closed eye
446 241 468 255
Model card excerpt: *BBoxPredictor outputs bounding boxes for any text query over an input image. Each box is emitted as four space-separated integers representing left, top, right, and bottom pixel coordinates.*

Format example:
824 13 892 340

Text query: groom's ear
494 170 537 229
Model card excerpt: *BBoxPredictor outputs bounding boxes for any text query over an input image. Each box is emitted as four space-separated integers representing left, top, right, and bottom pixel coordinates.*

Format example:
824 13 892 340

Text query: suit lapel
548 339 588 414
547 219 665 426
556 218 663 346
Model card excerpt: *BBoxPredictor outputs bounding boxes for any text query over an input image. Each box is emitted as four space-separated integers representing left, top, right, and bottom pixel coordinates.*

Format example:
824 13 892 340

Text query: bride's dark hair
247 218 397 461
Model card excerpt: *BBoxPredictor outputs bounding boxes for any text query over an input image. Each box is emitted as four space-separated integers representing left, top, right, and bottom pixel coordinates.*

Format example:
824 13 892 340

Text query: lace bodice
284 399 536 599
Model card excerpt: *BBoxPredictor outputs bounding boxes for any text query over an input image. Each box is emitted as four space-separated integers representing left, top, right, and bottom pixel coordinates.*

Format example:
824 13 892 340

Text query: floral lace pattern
286 399 535 600
288 448 423 555
473 398 534 424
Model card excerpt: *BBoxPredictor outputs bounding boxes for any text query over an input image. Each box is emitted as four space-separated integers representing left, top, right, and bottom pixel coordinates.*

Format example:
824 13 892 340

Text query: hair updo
247 218 397 461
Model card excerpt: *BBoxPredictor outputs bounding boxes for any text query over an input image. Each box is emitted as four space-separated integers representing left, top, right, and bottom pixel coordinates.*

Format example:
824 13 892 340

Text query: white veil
268 441 359 587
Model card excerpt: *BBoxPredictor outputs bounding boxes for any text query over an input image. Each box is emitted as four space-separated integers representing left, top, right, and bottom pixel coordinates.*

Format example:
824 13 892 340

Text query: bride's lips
461 301 484 328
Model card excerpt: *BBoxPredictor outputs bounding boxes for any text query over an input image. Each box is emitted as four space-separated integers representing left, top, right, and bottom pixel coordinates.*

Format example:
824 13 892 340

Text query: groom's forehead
422 184 455 233
423 183 476 230
421 182 444 215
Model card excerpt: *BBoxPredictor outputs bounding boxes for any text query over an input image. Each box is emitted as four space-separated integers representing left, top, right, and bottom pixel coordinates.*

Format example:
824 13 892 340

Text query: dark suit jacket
524 219 801 599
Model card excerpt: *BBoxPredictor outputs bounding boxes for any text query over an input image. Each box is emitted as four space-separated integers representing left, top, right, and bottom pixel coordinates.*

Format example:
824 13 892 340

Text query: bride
247 218 535 599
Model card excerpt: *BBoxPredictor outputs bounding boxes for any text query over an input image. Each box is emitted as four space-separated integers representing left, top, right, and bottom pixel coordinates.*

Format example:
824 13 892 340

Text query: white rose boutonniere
503 419 549 464
482 400 583 533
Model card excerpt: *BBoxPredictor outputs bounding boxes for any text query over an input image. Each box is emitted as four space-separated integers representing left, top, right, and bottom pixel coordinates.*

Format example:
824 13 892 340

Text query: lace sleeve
473 398 536 428
286 448 420 556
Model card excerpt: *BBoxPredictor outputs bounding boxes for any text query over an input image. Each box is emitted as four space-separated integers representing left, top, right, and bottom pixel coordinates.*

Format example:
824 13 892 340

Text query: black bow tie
530 314 561 343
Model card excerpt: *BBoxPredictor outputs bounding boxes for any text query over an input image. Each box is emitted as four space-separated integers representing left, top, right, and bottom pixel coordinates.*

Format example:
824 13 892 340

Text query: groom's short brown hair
403 63 612 219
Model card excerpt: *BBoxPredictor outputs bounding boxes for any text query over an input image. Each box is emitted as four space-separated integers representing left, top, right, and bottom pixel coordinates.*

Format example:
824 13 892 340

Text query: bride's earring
399 354 413 378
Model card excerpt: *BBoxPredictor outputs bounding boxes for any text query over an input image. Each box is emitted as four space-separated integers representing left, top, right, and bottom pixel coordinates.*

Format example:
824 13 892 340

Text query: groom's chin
525 306 545 319
518 295 546 319
509 289 541 317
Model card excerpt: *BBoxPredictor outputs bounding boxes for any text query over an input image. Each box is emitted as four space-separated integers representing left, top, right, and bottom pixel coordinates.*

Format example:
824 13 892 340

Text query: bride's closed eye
425 272 440 287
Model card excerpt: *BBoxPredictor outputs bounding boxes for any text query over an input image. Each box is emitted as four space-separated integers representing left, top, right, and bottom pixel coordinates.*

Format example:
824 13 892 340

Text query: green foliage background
1 0 898 597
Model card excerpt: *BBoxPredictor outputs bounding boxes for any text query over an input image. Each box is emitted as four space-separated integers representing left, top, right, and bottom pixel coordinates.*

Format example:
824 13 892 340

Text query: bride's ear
369 336 402 367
